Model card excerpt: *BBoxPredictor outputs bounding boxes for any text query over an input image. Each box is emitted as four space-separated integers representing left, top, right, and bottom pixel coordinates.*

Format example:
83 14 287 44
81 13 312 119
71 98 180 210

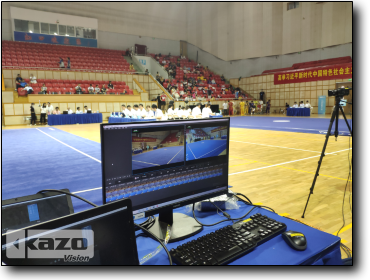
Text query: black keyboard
170 213 287 265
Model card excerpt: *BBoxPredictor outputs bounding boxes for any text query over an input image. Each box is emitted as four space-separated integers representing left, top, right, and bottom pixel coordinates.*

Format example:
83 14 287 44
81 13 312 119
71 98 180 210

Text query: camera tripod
302 95 352 218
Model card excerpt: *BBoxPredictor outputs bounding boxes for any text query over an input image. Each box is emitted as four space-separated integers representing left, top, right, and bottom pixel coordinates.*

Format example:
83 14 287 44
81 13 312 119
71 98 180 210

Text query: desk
210 115 223 118
48 113 102 125
287 108 310 117
136 203 341 265
108 117 156 123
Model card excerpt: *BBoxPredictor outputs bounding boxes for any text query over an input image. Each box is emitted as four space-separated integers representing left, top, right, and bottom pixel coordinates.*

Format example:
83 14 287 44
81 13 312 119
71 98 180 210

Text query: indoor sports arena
1 2 355 269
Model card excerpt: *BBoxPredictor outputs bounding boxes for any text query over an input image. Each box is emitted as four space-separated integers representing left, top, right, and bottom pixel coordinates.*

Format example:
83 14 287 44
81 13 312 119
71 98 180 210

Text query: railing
133 79 147 94
149 74 174 100
1 65 146 75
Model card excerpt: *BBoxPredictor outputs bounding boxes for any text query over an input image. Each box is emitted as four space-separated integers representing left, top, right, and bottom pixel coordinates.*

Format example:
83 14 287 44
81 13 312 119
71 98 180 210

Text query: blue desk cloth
136 203 342 265
287 108 310 116
108 117 156 123
210 115 223 118
48 113 102 125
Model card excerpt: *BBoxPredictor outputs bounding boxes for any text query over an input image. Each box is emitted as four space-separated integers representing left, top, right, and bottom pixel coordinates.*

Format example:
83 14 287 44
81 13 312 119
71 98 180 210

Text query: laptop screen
2 191 74 234
2 199 138 265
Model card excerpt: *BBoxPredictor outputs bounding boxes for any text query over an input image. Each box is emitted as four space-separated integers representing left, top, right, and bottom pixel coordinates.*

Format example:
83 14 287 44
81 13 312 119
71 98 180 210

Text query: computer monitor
2 189 74 234
101 118 230 242
2 199 138 265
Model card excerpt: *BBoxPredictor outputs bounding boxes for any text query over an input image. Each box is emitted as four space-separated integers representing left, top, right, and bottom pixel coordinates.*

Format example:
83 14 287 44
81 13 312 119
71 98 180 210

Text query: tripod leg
302 107 337 218
335 104 339 140
339 106 353 136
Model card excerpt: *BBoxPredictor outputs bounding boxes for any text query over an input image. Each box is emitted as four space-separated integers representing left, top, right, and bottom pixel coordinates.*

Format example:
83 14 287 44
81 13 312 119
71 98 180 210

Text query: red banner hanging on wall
273 63 352 85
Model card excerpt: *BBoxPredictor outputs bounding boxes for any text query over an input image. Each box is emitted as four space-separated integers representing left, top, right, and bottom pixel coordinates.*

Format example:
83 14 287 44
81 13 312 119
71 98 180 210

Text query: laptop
2 199 139 265
2 189 74 234
63 111 68 114
87 110 92 114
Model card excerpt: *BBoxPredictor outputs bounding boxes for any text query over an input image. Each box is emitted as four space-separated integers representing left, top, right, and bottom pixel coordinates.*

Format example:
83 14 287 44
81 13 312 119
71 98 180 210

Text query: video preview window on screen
131 126 185 173
185 125 228 161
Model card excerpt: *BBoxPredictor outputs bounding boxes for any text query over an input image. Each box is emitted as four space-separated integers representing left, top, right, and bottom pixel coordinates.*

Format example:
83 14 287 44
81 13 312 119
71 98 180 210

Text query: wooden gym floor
2 115 352 258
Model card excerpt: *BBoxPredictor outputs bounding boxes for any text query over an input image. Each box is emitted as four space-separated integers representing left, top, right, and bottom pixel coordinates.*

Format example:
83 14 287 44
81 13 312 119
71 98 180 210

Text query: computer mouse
282 230 307 251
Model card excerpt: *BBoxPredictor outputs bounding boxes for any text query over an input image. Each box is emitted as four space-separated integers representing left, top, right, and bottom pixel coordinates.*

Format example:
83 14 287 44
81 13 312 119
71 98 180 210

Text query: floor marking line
197 143 227 159
167 147 184 164
229 148 352 176
132 160 160 166
187 144 197 159
73 187 102 194
332 223 352 236
230 140 322 153
36 128 101 163
49 128 55 130
234 124 350 133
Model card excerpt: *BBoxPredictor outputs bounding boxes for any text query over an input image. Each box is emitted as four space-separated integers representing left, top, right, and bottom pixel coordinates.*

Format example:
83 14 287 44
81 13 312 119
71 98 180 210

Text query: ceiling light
29 31 33 33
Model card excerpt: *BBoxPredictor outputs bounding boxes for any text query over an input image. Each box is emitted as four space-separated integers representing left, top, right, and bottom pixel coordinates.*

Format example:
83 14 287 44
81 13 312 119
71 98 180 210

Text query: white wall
2 19 12 40
134 55 168 79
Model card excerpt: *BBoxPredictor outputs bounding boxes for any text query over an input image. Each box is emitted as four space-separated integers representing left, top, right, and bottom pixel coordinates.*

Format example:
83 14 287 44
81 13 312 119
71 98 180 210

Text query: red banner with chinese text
132 136 157 142
273 63 352 85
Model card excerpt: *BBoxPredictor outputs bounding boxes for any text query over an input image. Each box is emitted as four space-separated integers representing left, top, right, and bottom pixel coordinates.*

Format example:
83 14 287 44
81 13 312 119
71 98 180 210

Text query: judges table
48 113 102 125
136 203 342 265
210 115 223 118
108 117 156 123
287 108 310 117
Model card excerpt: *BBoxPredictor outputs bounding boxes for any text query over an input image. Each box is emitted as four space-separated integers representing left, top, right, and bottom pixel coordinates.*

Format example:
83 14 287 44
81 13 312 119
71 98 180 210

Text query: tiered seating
1 40 136 73
262 56 352 75
160 132 179 144
151 54 238 100
17 79 133 96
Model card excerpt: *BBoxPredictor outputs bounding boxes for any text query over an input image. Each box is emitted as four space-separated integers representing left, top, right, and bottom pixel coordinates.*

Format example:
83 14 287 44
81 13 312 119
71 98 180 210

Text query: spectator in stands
46 102 53 115
211 78 216 84
221 74 225 82
59 58 64 68
266 100 271 114
95 85 100 94
101 85 107 94
54 107 61 115
21 83 33 95
152 104 163 120
293 102 298 108
84 106 88 113
41 83 47 94
29 74 37 84
305 100 313 114
67 107 73 114
15 74 23 90
235 89 239 99
156 72 160 81
76 107 82 114
108 81 114 89
196 62 201 68
145 69 149 75
162 58 166 65
88 84 94 94
75 84 82 94
129 63 134 70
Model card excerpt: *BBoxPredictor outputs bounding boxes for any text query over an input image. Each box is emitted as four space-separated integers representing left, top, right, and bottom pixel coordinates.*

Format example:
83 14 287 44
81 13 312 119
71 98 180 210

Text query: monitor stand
148 210 203 243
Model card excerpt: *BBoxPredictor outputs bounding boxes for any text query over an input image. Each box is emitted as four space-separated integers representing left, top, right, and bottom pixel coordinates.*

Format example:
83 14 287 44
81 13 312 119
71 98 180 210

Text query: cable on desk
233 193 253 204
234 194 276 213
192 203 257 227
134 223 172 265
37 189 98 207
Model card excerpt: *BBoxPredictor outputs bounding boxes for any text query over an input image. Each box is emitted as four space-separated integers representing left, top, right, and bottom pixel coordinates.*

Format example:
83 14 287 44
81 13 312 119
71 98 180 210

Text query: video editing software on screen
101 119 229 215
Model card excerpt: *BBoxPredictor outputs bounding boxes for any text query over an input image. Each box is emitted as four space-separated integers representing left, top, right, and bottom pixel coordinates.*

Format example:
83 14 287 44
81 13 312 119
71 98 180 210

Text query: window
287 2 299 10
66 26 75 37
59 25 66 35
14 19 39 33
41 22 49 34
76 27 84 37
50 24 58 35
83 28 96 39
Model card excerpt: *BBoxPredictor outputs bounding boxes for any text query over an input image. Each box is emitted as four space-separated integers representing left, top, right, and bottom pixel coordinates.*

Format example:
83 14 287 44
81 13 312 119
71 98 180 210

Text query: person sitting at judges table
167 104 174 116
305 100 313 114
299 101 305 108
29 73 37 84
202 104 215 118
21 83 33 95
95 85 100 94
126 105 134 118
38 103 47 125
76 107 82 114
151 104 163 120
138 104 145 116
145 105 154 118
67 107 73 114
53 107 61 115
292 102 298 108
180 106 189 119
84 106 88 113
88 84 94 94
132 104 141 118
75 84 82 94
41 83 47 94
108 81 114 89
191 103 202 119
121 104 129 116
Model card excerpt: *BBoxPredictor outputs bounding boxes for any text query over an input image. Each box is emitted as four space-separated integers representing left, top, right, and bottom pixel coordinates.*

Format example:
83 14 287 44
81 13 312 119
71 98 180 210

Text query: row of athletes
120 103 215 120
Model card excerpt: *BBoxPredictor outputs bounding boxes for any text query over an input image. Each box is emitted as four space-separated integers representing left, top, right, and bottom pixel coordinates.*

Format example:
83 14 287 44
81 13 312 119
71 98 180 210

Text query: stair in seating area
124 56 142 73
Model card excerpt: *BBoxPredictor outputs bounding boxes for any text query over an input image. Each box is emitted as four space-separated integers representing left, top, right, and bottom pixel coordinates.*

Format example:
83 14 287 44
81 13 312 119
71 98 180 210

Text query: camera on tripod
328 87 352 97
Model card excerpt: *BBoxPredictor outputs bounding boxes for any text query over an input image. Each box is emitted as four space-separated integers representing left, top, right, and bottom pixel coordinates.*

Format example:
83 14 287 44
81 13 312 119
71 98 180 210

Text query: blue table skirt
210 115 223 118
48 113 102 125
108 117 156 123
136 202 342 265
287 108 310 116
